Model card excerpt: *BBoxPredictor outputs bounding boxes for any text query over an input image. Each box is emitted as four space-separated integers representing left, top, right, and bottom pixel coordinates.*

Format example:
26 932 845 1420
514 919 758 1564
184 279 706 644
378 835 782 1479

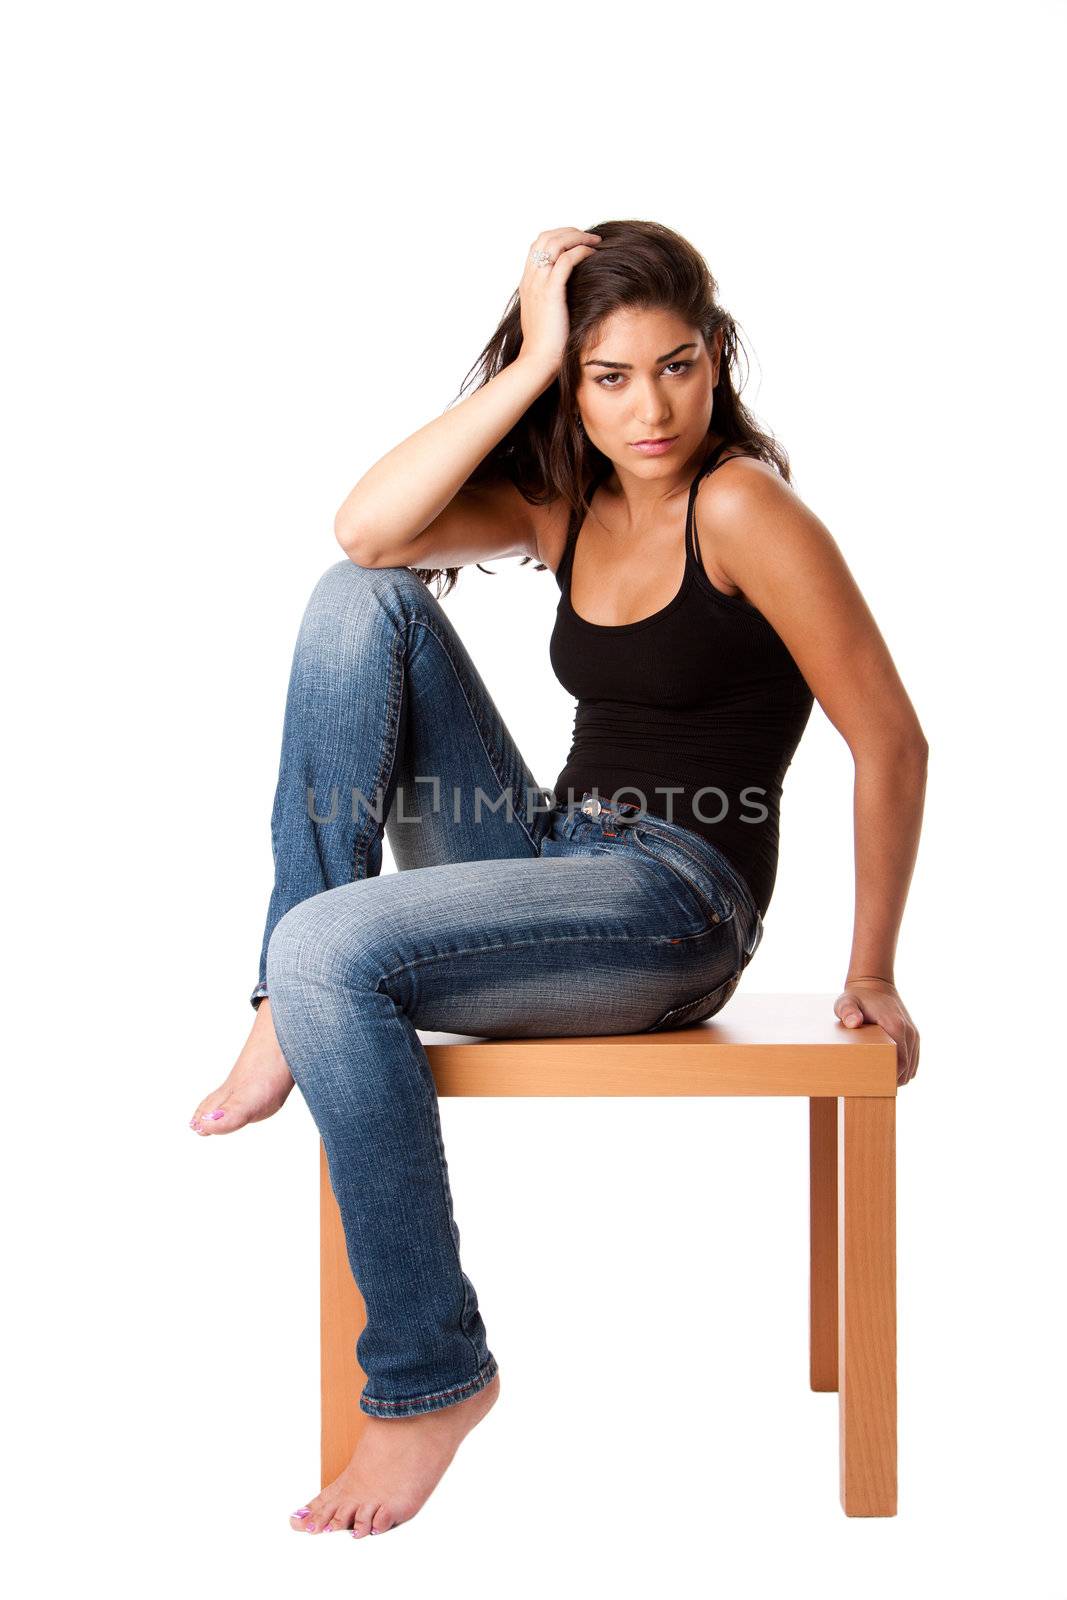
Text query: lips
629 436 678 454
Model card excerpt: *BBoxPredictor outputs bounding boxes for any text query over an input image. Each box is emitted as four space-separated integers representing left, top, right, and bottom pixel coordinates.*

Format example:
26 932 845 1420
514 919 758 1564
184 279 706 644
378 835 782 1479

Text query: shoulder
695 447 786 513
692 452 800 599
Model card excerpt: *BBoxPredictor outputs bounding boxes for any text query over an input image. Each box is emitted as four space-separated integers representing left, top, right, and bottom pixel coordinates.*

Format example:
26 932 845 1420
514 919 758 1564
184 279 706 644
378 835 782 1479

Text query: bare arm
335 226 601 568
697 462 928 1080
334 354 558 563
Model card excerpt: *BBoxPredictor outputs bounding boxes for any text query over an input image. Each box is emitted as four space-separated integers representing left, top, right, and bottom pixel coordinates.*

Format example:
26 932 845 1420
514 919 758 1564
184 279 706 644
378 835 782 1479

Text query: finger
902 1036 921 1088
527 231 601 268
836 1000 864 1027
525 244 601 281
552 243 600 275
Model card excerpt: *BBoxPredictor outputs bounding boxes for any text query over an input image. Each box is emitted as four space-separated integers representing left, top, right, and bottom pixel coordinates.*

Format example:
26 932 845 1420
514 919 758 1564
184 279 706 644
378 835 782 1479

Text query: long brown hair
414 218 791 598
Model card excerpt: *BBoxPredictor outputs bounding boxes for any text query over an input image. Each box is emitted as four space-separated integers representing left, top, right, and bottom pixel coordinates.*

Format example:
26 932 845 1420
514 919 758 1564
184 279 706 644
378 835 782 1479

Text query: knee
265 886 387 1002
311 556 427 610
266 895 346 999
295 559 428 658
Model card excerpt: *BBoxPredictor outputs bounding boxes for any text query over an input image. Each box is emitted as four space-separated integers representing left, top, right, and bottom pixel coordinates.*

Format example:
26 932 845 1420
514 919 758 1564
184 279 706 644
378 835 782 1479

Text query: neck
595 432 723 533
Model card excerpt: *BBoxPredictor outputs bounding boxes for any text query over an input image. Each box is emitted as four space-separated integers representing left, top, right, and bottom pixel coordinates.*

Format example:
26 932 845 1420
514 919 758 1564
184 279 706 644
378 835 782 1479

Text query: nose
634 386 671 426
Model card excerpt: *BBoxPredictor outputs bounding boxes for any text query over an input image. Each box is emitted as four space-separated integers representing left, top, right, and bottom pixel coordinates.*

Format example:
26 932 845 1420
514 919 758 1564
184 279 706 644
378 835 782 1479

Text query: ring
529 247 553 268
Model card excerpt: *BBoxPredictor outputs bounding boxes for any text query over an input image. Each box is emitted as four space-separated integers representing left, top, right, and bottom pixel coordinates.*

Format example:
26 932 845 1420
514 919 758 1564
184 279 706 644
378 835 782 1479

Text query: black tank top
548 440 815 917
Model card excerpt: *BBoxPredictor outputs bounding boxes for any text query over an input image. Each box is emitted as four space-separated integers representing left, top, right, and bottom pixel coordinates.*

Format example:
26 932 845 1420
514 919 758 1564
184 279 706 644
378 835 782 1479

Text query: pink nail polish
293 1508 310 1517
210 1109 225 1119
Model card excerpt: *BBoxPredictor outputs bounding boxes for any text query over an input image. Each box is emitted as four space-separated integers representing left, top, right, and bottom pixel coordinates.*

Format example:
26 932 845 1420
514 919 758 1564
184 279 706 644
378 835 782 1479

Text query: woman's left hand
834 978 920 1086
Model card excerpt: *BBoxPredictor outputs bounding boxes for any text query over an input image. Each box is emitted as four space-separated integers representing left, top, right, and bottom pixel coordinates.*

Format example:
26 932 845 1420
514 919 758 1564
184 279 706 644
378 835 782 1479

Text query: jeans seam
631 833 736 933
631 818 758 927
353 632 406 881
374 925 716 984
424 1072 483 1377
398 618 543 854
360 1352 498 1415
649 968 744 1031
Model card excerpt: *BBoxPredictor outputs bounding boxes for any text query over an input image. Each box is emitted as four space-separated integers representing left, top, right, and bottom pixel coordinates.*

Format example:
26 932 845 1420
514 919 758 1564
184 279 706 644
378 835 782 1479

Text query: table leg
320 1140 369 1486
838 1096 897 1516
809 1097 839 1391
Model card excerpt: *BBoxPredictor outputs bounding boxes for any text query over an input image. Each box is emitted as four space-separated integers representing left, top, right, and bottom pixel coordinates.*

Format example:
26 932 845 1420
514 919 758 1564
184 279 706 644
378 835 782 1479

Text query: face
576 306 723 472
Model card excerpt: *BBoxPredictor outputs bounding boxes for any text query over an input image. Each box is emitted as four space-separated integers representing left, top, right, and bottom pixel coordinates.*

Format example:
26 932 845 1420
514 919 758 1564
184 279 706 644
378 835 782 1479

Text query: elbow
334 511 377 567
852 725 929 765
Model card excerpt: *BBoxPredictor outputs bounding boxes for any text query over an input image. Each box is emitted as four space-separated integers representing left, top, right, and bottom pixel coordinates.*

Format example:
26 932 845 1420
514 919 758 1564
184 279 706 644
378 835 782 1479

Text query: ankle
252 997 275 1033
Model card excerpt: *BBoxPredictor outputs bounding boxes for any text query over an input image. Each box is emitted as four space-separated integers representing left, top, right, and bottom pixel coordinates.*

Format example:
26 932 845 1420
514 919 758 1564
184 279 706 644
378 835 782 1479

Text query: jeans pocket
631 827 736 932
646 966 745 1033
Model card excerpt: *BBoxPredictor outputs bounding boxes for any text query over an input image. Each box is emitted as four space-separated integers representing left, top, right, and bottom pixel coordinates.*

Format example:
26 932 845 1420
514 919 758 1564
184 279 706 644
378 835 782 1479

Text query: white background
4 0 1064 1594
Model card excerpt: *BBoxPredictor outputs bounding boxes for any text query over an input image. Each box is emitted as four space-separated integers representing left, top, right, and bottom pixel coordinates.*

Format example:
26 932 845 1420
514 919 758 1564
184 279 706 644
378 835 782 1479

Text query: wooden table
319 993 898 1517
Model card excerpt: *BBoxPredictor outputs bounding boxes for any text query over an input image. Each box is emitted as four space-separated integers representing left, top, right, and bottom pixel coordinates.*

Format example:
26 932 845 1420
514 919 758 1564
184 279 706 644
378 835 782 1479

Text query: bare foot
289 1370 501 1537
190 998 296 1135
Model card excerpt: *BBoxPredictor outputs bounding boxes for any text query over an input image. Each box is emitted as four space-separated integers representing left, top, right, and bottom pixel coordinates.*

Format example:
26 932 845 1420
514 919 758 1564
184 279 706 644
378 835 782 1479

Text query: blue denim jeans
257 560 763 1418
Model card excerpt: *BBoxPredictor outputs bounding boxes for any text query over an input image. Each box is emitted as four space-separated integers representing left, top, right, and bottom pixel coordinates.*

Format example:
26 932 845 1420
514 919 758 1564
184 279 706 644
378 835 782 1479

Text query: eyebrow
582 342 699 370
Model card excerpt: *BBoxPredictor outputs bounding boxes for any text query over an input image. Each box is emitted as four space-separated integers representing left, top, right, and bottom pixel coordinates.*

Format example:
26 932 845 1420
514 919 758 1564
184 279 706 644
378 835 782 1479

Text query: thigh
267 841 745 1038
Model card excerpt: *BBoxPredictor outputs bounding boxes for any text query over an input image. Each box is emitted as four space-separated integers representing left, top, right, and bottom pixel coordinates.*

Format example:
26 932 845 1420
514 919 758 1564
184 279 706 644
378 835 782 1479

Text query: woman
190 221 928 1537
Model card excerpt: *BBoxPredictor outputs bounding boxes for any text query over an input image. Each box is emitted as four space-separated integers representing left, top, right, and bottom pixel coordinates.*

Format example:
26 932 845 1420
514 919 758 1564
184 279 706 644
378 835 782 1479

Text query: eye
594 360 694 389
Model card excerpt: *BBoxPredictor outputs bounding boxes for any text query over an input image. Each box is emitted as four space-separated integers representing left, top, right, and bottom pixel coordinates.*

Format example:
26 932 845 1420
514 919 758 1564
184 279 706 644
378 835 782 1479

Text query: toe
351 1503 380 1538
308 1501 339 1534
370 1506 402 1534
190 1094 236 1135
289 1507 312 1530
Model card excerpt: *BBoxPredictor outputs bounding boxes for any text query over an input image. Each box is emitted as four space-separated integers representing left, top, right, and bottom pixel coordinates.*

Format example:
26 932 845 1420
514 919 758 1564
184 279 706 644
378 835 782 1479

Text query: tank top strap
686 440 748 569
554 507 580 592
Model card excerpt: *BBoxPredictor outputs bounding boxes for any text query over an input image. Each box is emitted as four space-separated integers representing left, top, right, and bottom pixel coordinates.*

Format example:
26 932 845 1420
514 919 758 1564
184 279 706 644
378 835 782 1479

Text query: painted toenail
293 1509 310 1517
371 1529 380 1535
210 1109 225 1119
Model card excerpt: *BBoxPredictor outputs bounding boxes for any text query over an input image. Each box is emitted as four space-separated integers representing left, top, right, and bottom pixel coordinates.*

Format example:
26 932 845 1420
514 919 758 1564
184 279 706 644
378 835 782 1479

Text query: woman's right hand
517 227 602 378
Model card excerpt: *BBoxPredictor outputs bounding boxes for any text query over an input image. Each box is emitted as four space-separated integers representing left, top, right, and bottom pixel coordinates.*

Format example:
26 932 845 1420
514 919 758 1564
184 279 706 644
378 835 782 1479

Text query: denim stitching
424 1067 482 1373
648 969 743 1031
629 815 758 928
361 1354 498 1413
631 831 736 932
399 618 543 855
353 632 405 882
375 922 723 984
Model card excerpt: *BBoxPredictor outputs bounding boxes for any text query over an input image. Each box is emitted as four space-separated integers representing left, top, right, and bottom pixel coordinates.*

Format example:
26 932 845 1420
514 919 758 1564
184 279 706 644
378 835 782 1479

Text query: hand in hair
517 226 601 378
